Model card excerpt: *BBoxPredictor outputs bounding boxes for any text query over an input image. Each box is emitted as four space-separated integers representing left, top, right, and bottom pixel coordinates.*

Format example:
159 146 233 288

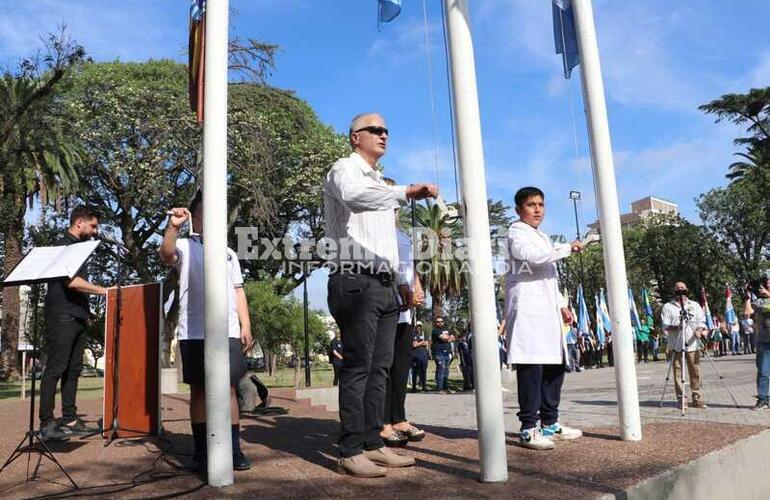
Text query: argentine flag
552 0 580 78
628 288 642 330
725 285 738 325
378 0 402 24
594 294 606 345
576 284 590 337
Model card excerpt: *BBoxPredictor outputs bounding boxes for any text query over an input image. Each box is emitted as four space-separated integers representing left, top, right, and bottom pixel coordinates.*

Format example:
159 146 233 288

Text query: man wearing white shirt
504 187 583 450
323 112 436 477
661 282 708 408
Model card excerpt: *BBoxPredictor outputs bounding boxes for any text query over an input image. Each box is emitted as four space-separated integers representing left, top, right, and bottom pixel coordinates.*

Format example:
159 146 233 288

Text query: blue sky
3 0 769 311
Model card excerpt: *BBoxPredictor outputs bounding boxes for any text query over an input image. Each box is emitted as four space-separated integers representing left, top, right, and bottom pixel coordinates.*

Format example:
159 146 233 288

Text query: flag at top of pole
576 284 590 336
552 0 580 78
725 284 738 325
378 0 402 26
188 0 206 123
700 287 715 330
628 288 642 330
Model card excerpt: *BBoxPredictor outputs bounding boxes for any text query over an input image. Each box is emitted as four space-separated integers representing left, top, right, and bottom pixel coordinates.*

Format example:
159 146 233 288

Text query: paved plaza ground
0 355 767 499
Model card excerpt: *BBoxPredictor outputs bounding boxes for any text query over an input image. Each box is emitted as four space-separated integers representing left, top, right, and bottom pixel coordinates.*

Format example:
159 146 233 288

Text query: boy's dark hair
69 205 100 226
189 190 203 215
514 186 545 208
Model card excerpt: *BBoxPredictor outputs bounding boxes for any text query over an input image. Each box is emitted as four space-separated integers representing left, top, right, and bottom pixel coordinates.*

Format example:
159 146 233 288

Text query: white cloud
366 18 442 67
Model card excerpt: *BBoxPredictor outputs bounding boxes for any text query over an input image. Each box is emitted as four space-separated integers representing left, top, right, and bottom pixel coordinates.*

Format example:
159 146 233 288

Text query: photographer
745 277 770 410
661 282 708 409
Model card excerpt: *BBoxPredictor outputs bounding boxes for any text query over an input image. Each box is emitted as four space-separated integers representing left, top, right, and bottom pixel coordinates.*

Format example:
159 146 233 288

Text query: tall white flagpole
443 0 508 482
203 0 234 486
572 0 642 441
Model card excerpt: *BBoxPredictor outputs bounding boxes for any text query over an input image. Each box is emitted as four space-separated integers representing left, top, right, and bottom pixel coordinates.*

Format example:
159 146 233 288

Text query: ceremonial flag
594 293 606 345
599 288 613 333
378 0 402 25
725 284 738 326
576 284 590 336
552 0 580 78
188 0 206 123
700 287 715 330
642 288 654 326
628 288 642 330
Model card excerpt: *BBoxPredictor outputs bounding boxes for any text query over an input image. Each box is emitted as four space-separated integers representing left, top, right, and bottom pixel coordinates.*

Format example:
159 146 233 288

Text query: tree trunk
1 226 22 380
432 293 444 319
269 353 278 377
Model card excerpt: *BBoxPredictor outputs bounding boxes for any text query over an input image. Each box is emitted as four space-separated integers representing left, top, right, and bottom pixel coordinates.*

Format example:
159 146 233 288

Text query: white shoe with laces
517 427 555 450
541 422 582 441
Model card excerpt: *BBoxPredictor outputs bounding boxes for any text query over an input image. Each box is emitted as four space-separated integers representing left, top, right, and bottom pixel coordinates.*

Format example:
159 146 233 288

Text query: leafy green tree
0 32 85 379
697 174 770 283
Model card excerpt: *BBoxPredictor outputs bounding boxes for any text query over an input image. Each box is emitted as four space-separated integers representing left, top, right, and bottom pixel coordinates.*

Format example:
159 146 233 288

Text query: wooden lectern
103 283 163 438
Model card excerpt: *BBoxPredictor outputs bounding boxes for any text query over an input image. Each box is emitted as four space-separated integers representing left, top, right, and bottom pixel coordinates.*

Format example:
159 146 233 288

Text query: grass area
0 361 469 402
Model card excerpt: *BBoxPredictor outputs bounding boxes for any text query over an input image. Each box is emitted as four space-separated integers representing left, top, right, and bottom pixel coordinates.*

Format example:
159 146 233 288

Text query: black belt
331 268 394 285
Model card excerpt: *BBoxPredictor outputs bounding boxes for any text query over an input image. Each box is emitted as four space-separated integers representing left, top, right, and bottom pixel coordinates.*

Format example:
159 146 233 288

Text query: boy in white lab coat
504 187 584 450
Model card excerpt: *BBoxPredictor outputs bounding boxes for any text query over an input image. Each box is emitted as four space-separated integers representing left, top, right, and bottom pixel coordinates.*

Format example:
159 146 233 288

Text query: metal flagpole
572 0 642 441
442 0 508 482
203 0 234 486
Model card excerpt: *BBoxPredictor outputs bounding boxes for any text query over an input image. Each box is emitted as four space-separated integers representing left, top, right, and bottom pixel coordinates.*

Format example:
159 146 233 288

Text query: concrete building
588 196 678 235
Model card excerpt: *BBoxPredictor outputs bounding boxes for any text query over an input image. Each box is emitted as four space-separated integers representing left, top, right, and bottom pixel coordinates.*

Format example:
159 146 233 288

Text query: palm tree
404 200 467 318
727 141 770 181
0 37 83 379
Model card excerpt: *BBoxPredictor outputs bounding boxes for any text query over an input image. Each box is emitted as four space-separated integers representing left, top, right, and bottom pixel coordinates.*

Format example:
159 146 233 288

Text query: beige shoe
364 446 415 468
337 454 387 478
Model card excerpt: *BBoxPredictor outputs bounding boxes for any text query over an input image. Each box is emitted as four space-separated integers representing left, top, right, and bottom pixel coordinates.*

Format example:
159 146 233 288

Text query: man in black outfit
329 330 344 386
411 322 429 392
39 206 106 441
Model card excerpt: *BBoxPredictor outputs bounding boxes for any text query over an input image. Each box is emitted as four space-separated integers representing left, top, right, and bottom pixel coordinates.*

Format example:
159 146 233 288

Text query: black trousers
328 273 399 457
637 340 650 362
411 355 428 389
384 322 413 425
332 362 343 386
460 361 474 390
39 312 88 426
515 363 565 431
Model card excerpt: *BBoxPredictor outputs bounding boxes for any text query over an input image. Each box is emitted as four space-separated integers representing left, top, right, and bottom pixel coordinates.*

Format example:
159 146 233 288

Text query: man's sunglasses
354 126 389 136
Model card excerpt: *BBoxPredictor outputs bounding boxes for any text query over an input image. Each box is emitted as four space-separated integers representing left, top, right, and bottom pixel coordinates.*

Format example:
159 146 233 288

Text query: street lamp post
302 261 311 387
569 190 585 285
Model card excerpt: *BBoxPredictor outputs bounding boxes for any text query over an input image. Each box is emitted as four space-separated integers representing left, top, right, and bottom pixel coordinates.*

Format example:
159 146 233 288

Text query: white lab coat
504 221 571 365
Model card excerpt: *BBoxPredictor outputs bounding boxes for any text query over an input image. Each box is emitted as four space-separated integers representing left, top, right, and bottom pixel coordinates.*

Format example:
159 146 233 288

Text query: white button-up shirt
661 298 706 352
323 152 408 283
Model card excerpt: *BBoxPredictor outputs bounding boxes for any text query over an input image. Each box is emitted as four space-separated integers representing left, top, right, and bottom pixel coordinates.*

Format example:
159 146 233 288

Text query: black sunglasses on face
354 126 389 136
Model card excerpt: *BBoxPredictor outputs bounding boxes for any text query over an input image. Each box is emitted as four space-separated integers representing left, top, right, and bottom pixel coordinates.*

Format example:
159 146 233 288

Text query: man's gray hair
348 112 379 137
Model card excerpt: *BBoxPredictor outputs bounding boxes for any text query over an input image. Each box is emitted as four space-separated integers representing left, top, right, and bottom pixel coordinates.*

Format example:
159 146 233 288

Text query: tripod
658 296 741 415
0 285 78 488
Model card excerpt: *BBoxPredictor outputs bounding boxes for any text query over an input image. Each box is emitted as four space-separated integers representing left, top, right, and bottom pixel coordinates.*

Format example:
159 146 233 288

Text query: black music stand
0 241 99 488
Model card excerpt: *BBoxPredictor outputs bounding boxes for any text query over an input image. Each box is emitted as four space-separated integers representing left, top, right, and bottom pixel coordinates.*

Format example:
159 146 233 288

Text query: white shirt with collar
323 152 408 284
661 298 706 352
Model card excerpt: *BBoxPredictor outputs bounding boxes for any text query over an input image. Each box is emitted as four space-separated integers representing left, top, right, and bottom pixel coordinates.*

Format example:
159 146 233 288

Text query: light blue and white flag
594 293 606 345
552 0 580 78
628 288 642 330
725 285 738 325
576 284 590 336
378 0 402 25
599 288 613 333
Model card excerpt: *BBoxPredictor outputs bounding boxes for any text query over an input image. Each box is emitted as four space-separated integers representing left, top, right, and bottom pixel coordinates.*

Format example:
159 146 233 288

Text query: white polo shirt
175 236 243 340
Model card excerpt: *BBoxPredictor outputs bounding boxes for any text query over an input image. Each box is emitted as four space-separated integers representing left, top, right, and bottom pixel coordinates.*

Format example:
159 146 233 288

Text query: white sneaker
517 427 555 450
541 422 582 441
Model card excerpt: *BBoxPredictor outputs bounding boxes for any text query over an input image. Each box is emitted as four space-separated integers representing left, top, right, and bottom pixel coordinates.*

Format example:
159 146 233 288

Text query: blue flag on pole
599 289 613 333
628 288 642 330
378 0 402 25
725 285 738 325
594 294 606 345
552 0 580 78
576 284 590 336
